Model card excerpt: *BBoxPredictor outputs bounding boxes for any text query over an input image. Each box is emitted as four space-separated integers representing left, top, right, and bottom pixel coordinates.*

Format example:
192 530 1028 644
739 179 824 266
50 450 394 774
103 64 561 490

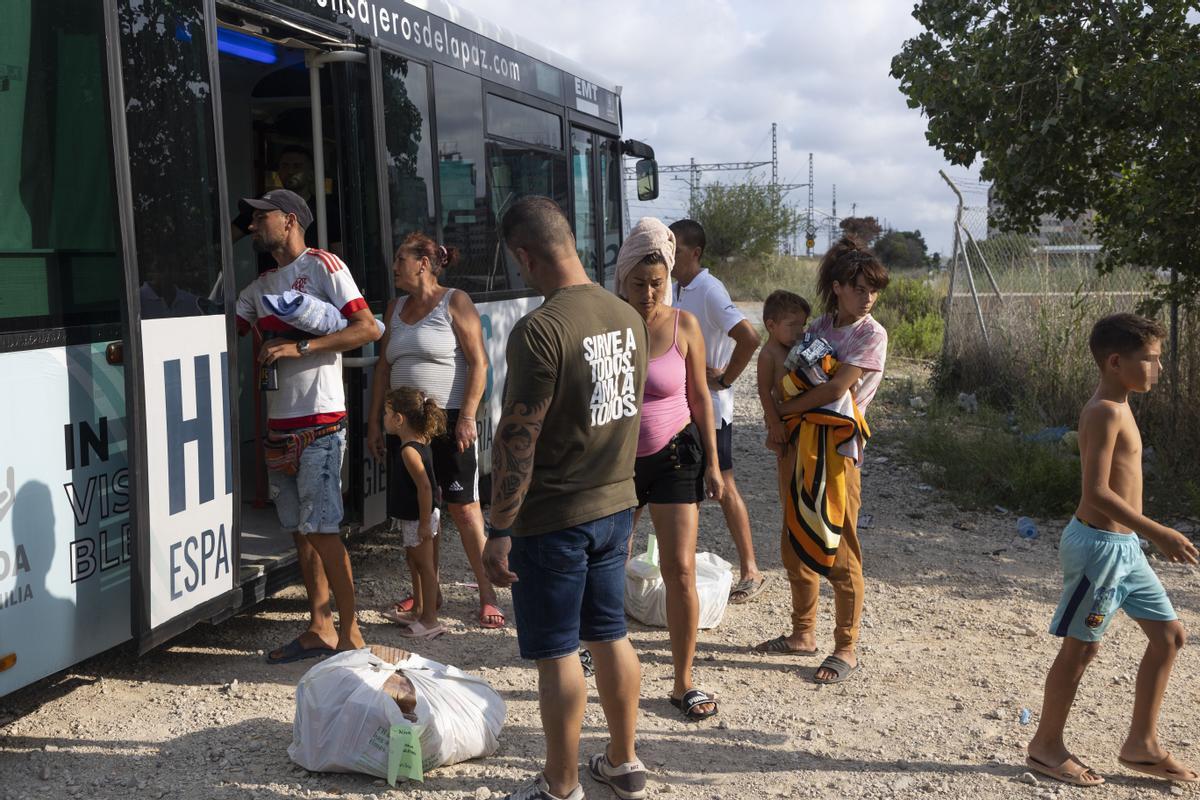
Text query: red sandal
478 602 506 629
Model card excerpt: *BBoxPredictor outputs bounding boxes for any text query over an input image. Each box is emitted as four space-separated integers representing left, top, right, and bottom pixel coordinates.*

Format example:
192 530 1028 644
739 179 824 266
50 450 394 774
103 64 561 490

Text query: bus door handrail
306 49 367 250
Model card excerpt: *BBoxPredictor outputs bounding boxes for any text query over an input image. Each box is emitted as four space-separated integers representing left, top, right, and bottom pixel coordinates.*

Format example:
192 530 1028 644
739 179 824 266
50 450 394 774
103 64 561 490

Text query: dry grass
937 267 1200 519
709 254 820 302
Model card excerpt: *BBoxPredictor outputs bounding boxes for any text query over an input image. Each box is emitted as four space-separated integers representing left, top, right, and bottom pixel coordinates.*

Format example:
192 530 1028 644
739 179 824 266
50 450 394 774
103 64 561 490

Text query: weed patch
898 405 1081 516
873 275 945 360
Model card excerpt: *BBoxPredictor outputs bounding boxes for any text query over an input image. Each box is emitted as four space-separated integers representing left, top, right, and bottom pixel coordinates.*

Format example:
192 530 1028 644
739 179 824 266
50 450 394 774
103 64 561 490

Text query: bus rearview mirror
636 159 659 202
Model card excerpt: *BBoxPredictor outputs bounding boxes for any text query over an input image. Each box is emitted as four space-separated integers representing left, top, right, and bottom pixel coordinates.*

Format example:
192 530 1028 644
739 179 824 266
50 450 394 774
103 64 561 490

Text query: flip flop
390 596 417 614
1118 753 1200 783
388 591 444 615
396 621 446 640
478 602 506 629
265 637 336 664
752 635 819 656
1025 755 1105 787
381 607 417 625
729 574 769 604
812 654 861 685
669 688 719 721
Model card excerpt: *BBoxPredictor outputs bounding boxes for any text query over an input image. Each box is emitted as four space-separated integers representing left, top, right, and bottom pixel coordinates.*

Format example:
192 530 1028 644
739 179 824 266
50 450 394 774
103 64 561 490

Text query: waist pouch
265 419 347 475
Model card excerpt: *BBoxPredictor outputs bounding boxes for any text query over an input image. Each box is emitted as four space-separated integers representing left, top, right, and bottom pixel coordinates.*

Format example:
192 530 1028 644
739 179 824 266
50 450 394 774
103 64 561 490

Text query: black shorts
634 423 705 507
715 422 734 472
431 409 479 505
386 410 479 508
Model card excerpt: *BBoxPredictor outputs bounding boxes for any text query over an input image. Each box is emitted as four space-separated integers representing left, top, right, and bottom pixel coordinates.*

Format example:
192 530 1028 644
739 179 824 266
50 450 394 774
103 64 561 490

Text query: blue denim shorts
509 508 634 660
268 429 346 534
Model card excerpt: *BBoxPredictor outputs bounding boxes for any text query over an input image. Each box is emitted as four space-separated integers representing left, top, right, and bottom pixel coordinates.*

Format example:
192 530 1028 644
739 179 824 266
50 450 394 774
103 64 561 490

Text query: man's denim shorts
509 508 634 660
268 429 346 534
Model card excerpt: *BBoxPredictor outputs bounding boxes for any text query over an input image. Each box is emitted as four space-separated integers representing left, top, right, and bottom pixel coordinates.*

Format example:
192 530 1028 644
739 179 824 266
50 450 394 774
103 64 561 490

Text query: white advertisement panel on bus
476 295 542 468
140 316 236 629
0 344 131 697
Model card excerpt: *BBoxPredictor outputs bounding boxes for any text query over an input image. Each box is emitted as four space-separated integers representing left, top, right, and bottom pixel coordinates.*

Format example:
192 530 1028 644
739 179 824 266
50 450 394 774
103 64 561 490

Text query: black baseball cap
238 189 313 230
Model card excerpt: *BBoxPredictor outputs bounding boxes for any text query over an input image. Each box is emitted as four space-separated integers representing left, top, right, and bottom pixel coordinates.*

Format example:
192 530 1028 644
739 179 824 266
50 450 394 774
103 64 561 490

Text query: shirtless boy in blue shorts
1026 313 1199 787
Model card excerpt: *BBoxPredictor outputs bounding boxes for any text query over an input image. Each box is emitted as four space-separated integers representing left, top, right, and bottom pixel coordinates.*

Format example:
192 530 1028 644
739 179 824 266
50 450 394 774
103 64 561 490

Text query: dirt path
3 359 1199 800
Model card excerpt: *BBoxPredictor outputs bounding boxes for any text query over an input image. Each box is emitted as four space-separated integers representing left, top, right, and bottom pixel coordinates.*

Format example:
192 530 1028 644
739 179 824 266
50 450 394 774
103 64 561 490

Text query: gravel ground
2 355 1199 800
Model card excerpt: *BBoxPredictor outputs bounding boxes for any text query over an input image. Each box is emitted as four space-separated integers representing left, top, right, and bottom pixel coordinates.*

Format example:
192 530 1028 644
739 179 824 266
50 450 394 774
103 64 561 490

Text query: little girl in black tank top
382 387 447 639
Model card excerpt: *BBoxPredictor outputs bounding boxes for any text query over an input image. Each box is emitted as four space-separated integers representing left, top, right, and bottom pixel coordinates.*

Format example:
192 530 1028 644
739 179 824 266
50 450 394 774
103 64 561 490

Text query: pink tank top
638 310 692 457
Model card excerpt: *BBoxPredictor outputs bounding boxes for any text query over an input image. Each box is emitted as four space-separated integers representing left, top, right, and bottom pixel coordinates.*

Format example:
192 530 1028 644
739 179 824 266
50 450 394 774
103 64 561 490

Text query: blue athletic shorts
268 429 347 534
508 508 634 660
1049 517 1177 641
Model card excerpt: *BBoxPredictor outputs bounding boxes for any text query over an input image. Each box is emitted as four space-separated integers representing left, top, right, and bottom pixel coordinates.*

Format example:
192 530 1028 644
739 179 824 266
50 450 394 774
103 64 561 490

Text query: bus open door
105 0 243 653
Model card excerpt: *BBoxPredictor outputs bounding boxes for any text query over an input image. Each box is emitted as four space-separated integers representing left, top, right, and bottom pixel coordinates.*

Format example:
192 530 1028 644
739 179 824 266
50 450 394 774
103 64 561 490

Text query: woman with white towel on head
617 218 724 721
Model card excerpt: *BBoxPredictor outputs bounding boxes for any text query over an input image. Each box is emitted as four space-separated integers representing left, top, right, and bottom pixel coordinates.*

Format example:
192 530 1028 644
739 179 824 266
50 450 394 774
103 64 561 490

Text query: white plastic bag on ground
624 534 733 629
288 648 505 783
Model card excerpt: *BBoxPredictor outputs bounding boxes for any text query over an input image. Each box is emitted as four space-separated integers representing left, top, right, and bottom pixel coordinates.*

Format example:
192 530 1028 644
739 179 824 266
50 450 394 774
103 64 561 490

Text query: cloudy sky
450 0 982 256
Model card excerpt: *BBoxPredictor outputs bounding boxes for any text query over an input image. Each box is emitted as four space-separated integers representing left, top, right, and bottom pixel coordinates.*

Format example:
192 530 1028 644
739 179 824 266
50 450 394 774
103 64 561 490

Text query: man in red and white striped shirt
235 189 381 662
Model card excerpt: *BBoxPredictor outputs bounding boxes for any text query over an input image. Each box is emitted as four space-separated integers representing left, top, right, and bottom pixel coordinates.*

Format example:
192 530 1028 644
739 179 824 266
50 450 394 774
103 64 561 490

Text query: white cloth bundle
263 290 384 336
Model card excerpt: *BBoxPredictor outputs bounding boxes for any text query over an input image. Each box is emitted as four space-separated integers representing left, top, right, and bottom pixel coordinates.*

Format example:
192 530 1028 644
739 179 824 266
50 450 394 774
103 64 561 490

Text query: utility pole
689 156 698 214
772 122 782 252
804 153 816 256
851 202 857 217
829 183 837 249
771 122 778 187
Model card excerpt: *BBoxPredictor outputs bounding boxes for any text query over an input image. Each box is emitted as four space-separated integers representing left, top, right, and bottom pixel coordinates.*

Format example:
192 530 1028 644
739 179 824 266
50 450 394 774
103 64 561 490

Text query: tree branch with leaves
891 0 1200 306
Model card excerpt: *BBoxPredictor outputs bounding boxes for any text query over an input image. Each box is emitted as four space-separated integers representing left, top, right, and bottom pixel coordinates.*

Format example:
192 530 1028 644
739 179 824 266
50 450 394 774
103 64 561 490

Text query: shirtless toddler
755 290 812 458
1026 313 1199 787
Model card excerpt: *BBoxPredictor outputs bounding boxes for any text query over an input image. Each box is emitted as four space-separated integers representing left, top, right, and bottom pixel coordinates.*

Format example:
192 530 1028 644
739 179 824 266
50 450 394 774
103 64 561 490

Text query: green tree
839 216 882 246
875 229 930 270
690 178 796 259
891 1 1200 302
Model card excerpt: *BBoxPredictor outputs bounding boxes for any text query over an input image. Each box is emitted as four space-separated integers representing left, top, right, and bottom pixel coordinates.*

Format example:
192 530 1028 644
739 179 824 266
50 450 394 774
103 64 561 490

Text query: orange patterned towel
779 359 869 575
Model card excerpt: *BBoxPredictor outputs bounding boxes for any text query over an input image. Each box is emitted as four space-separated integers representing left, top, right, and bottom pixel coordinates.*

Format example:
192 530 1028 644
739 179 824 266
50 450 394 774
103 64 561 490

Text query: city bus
0 0 659 697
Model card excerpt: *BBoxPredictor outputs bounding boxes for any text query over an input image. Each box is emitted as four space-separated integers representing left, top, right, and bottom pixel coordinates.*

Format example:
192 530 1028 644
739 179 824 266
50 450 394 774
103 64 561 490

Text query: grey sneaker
504 773 585 800
587 752 647 800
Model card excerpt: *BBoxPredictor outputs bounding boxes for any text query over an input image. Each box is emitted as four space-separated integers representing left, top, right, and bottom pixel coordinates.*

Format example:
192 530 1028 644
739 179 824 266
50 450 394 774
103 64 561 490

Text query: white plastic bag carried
624 534 733 629
288 648 505 785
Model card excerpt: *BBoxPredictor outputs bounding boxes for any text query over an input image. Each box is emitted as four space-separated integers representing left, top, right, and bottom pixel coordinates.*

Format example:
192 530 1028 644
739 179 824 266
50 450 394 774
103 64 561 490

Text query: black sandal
669 688 719 721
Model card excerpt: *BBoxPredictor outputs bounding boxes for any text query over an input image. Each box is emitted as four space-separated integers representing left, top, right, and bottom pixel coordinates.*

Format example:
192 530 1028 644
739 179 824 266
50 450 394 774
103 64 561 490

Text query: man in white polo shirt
669 220 766 603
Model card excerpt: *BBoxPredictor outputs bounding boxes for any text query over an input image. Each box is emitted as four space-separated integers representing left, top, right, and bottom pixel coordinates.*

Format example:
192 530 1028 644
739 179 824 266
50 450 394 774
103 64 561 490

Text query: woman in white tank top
368 233 504 630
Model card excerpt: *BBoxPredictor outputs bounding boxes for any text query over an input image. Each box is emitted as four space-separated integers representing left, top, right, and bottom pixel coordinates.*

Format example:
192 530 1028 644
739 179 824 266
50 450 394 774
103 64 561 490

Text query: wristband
485 522 512 539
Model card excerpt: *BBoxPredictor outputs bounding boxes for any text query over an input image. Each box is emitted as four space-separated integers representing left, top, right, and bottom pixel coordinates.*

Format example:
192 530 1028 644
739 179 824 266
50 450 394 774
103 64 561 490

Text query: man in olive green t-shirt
482 197 648 800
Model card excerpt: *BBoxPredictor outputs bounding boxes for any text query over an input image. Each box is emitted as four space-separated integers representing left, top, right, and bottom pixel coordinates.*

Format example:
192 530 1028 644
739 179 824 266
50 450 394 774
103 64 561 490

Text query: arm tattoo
490 397 551 525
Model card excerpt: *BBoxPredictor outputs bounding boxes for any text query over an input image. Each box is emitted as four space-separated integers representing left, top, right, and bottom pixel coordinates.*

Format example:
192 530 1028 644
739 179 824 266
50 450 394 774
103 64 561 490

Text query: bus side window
0 2 122 333
433 65 488 294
